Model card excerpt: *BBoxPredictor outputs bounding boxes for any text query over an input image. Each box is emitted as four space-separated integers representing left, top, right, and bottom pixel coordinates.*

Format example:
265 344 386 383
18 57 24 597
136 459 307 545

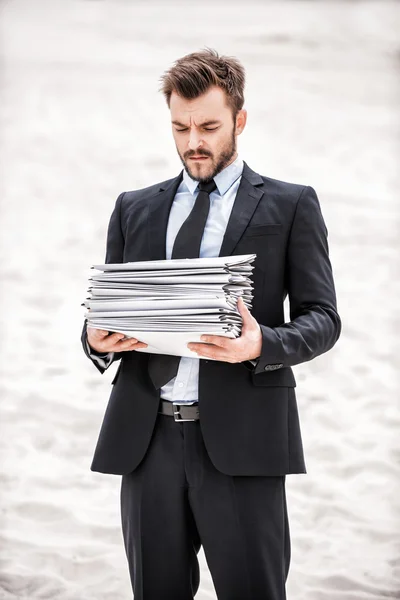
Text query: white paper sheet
85 296 235 312
92 254 256 272
90 274 249 284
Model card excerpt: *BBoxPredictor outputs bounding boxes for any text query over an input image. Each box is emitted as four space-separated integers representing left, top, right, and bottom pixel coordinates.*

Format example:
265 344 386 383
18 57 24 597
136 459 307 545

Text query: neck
225 152 238 168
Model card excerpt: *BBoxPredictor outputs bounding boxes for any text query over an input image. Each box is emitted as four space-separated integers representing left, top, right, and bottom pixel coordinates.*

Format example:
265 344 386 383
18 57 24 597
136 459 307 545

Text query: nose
188 128 203 151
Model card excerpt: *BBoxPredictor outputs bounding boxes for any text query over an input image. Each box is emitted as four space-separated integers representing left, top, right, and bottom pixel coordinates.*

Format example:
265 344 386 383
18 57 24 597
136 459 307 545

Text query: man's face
170 86 246 183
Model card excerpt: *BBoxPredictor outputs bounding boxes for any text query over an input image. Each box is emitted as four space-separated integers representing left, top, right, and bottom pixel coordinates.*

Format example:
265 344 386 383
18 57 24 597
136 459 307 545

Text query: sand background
0 0 399 598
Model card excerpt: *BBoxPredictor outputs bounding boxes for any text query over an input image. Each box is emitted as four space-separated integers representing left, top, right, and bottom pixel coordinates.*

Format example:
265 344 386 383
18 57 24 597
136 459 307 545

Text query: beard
177 127 237 183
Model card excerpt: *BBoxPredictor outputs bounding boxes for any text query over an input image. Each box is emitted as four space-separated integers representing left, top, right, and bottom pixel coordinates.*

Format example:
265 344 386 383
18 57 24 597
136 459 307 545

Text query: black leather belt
159 399 200 422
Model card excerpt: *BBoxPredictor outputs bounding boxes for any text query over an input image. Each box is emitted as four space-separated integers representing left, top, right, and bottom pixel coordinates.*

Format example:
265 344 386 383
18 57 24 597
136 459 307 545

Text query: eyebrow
172 120 222 127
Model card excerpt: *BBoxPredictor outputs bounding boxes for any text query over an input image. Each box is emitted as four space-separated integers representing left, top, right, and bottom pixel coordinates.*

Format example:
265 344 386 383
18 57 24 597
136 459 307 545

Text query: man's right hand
87 327 148 353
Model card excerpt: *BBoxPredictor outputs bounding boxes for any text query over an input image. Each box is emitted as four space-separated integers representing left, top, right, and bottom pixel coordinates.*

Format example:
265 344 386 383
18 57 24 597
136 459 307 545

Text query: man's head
159 48 247 183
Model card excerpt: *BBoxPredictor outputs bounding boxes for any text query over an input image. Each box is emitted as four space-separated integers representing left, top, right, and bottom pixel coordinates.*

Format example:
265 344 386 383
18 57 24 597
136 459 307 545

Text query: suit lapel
147 171 183 260
218 161 264 256
147 160 264 261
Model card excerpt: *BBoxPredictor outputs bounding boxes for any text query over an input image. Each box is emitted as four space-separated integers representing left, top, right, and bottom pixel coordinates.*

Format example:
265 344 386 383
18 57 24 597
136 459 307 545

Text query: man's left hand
187 297 262 363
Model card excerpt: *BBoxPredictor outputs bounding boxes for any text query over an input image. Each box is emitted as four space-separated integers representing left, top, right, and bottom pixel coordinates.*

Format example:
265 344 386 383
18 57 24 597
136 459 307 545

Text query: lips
190 156 209 160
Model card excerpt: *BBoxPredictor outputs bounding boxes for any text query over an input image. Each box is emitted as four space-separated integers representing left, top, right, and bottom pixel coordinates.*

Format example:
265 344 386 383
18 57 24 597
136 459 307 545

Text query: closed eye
175 127 219 132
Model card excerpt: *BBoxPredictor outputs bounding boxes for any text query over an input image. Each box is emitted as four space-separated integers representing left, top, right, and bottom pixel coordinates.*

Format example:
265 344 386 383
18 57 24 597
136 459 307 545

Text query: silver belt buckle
173 404 197 422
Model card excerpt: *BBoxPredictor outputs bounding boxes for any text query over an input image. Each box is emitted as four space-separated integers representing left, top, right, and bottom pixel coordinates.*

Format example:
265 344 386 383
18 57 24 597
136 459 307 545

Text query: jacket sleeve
248 185 341 375
80 192 126 374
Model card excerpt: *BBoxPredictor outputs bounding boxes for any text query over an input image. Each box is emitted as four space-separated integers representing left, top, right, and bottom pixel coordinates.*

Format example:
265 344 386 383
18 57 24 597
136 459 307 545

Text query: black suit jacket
81 161 341 476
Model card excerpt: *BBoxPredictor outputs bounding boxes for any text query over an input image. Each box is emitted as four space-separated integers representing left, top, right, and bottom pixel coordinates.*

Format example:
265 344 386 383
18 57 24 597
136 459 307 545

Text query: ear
235 109 247 135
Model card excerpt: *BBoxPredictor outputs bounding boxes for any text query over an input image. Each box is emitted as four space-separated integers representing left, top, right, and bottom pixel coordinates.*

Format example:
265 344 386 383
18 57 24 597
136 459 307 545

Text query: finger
120 341 148 352
88 327 109 339
130 342 148 350
198 336 231 348
109 332 128 342
96 332 126 348
113 337 140 351
98 336 136 352
115 338 149 351
190 346 234 361
189 341 231 354
237 297 255 328
106 341 134 352
237 296 250 317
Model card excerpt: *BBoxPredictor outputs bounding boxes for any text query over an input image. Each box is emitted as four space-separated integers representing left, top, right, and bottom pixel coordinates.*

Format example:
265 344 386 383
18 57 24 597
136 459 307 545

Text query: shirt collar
182 154 244 197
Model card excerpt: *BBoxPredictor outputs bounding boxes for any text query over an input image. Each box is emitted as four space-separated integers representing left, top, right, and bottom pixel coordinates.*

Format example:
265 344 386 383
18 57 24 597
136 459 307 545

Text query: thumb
237 297 253 327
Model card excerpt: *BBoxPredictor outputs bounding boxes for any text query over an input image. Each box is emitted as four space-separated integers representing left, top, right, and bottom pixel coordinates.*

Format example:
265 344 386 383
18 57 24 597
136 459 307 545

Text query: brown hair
159 48 245 116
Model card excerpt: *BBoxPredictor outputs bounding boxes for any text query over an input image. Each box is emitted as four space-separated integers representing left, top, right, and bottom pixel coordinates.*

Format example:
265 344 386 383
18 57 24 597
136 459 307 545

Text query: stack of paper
83 254 256 358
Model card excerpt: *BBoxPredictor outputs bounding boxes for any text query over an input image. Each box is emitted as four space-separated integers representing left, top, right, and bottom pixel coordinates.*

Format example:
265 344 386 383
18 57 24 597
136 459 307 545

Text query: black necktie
148 179 217 390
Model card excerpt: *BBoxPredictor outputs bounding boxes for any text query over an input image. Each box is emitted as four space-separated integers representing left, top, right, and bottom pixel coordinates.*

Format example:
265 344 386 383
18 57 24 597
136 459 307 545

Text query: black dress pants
120 409 291 600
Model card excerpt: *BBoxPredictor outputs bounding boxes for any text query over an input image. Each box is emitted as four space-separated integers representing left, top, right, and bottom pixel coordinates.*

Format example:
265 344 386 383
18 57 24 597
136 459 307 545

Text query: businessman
81 48 341 600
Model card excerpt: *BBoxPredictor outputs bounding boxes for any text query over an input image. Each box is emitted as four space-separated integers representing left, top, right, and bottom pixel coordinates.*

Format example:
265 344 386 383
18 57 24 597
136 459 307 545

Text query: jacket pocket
244 224 282 237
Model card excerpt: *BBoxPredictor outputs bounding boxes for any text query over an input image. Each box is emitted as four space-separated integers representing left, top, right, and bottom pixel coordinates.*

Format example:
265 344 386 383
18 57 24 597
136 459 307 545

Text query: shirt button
178 382 184 388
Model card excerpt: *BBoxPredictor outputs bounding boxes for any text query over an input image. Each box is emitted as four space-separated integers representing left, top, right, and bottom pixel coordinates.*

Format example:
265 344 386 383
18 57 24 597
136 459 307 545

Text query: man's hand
87 327 148 353
187 297 262 362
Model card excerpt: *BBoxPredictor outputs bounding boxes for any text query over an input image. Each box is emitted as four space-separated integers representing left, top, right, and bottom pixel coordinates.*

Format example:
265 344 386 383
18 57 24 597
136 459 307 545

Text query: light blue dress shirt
88 155 246 404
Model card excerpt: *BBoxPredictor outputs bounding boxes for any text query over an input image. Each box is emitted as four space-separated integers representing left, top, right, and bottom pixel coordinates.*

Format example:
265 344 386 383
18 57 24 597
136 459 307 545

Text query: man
81 48 341 600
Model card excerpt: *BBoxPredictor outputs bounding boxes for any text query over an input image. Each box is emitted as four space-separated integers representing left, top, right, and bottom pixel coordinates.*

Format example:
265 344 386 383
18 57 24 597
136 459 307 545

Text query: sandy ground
0 0 399 598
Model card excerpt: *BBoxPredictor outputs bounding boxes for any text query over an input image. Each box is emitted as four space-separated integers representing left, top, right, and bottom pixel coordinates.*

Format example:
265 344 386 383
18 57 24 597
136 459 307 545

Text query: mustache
184 150 212 159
